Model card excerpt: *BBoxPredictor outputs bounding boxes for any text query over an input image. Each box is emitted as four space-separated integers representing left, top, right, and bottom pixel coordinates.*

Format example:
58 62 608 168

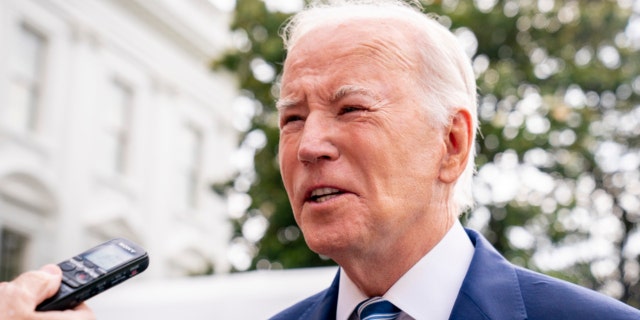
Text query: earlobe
439 109 473 183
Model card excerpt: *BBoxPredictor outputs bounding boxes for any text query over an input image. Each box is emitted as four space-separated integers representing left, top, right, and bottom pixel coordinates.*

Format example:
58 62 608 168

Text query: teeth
311 188 340 197
310 188 341 203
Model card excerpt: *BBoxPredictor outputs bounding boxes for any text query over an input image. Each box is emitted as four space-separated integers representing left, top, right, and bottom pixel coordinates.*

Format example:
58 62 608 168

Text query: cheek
374 131 446 197
278 140 301 202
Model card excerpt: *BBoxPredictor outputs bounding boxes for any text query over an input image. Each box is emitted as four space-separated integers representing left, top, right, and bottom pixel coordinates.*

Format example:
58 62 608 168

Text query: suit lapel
298 271 340 320
449 229 527 320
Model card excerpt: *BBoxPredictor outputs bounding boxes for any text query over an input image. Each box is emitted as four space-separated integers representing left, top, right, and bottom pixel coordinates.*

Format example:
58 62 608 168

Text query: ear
439 109 473 184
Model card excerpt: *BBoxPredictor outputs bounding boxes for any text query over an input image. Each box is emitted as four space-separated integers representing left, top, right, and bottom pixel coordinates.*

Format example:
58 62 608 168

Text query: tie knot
356 297 401 320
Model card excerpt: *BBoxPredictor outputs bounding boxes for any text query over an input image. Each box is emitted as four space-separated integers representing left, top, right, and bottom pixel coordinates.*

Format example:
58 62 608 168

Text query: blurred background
0 0 639 318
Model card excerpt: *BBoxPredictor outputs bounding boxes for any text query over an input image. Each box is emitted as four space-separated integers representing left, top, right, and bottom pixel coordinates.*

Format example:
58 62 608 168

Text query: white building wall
0 0 238 279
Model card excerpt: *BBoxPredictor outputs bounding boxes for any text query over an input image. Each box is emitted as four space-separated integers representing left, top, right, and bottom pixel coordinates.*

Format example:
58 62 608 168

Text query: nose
297 113 339 164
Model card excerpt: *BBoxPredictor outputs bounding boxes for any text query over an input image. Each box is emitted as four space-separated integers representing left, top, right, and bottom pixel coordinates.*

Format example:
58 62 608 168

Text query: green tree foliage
214 0 640 307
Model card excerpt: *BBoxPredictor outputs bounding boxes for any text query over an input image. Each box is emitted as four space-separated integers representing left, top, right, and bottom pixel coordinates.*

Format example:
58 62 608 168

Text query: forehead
281 19 419 85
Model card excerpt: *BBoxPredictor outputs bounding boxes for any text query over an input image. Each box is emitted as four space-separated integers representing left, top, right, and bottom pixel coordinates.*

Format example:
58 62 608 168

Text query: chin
303 228 356 259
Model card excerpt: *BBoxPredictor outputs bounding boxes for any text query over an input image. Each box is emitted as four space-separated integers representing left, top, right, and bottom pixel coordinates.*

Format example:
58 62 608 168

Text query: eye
339 105 365 115
280 114 304 127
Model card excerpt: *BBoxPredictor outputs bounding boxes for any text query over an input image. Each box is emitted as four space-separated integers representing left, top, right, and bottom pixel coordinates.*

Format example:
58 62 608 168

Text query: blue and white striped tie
356 297 401 320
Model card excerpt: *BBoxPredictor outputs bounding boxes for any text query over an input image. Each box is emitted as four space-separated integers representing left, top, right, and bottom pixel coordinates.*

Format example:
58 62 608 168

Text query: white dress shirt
337 219 474 320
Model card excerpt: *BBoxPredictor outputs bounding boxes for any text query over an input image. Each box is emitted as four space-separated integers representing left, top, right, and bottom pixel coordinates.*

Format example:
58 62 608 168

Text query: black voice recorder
36 238 149 311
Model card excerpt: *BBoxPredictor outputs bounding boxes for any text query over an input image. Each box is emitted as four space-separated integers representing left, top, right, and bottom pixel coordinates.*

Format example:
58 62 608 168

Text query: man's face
278 21 452 261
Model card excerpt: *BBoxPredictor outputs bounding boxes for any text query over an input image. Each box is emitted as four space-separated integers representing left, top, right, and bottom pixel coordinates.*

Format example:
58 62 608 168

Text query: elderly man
1 1 639 320
270 1 640 319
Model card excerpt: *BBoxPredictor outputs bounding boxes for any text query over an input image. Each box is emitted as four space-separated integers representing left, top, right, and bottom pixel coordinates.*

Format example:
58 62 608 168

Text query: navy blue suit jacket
270 228 640 319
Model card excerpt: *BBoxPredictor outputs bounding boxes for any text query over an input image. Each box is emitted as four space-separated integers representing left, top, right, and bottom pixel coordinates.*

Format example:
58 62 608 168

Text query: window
0 228 29 281
98 79 132 176
176 125 202 208
5 24 47 132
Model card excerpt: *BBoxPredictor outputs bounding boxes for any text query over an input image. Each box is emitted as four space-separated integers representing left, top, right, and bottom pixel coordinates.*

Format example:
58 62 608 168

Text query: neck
337 213 456 296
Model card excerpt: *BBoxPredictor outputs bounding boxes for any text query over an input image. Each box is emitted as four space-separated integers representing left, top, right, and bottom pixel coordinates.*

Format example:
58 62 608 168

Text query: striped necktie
356 297 401 320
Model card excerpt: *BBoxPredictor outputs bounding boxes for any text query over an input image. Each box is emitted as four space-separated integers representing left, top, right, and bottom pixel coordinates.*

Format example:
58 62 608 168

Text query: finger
12 264 62 304
73 303 94 313
33 303 96 320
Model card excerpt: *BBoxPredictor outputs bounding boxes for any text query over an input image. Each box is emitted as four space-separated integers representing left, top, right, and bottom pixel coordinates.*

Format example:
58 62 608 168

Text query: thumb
13 264 62 304
37 264 63 301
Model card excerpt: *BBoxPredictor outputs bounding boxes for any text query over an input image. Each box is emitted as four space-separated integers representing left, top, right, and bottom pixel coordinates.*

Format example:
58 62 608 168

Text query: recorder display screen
85 244 133 270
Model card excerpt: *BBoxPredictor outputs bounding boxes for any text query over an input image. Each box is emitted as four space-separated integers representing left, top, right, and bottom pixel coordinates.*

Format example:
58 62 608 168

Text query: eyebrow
275 97 299 111
331 85 378 103
276 85 379 111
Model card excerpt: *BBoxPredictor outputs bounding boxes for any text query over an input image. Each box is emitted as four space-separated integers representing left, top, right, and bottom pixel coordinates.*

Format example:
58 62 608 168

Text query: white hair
280 0 478 215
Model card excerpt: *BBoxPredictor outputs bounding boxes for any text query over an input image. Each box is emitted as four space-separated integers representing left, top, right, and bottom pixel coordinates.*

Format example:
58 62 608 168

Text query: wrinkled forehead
282 18 420 77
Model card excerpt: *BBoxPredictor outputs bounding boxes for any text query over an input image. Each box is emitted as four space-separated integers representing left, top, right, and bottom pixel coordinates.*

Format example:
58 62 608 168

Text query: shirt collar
336 219 474 320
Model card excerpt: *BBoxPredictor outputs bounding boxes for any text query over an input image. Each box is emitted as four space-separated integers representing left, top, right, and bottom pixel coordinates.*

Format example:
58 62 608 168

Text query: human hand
0 264 95 320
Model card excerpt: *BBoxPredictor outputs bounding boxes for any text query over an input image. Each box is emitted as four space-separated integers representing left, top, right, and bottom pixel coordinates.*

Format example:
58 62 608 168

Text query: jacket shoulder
515 267 640 320
452 229 640 320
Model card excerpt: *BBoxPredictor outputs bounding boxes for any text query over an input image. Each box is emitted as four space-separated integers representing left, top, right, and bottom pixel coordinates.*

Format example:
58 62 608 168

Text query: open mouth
308 187 344 203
